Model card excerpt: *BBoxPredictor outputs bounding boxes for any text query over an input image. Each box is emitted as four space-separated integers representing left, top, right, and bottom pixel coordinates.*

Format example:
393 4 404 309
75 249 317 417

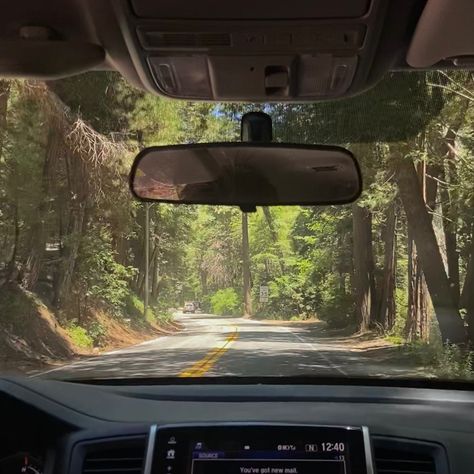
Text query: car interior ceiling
1 1 474 474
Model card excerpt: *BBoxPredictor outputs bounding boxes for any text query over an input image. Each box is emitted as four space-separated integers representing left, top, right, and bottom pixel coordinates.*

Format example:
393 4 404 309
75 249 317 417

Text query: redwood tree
395 154 466 343
242 212 252 316
352 203 375 331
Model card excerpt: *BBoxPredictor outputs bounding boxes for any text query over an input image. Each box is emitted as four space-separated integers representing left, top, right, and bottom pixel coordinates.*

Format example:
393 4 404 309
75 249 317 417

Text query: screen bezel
145 423 374 474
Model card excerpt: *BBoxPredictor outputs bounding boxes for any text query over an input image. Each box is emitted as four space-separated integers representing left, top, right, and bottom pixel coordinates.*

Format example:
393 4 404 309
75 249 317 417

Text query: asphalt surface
36 314 418 380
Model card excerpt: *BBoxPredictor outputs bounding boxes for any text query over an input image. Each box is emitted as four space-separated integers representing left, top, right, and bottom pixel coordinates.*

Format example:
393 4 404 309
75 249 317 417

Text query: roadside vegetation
0 71 474 378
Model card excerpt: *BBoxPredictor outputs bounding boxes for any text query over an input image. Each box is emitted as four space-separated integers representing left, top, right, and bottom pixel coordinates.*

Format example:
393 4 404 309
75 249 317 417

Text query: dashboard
1 376 474 474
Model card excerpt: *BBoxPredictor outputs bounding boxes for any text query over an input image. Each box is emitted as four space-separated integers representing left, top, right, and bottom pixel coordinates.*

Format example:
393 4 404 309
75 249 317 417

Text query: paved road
36 314 417 380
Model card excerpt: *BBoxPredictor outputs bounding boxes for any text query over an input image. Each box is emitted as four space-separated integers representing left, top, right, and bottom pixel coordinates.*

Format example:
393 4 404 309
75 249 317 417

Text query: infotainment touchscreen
151 424 373 474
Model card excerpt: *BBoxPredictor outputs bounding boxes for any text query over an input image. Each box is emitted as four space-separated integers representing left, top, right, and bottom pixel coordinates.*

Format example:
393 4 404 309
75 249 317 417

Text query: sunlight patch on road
179 328 239 377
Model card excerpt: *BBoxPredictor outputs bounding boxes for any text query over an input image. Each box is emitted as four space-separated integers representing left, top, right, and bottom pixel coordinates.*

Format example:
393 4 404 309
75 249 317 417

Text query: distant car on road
183 302 196 314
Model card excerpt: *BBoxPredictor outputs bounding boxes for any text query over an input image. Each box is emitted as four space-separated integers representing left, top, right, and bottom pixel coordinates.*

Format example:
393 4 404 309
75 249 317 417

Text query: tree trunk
405 236 417 340
22 127 61 290
149 242 160 300
352 203 375 331
439 157 461 306
1 81 14 281
242 212 252 316
151 250 161 300
44 102 102 311
133 208 147 297
404 162 430 341
53 145 89 308
405 234 429 341
53 201 87 308
4 201 20 283
200 267 208 295
395 156 466 343
461 226 474 341
425 163 440 216
262 206 285 274
440 183 460 305
432 99 469 307
136 229 158 300
0 80 10 154
378 202 397 331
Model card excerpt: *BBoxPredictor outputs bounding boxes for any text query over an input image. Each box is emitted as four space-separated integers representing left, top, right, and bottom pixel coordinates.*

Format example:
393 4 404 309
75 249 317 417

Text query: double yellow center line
179 327 239 377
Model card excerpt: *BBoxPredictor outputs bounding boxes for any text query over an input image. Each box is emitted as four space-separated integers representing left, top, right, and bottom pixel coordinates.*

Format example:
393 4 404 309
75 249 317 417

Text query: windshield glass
1 71 474 382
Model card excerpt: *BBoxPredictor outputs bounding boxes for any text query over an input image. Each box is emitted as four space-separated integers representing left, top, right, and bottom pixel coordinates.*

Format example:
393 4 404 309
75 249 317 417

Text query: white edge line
291 330 348 376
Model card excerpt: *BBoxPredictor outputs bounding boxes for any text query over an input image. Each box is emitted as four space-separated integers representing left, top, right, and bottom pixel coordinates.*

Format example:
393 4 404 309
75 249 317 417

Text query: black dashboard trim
113 390 474 406
144 425 157 474
362 426 375 474
65 375 474 391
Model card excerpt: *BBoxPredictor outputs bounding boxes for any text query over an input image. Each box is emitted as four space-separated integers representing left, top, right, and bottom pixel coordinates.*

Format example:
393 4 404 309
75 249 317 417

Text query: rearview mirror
130 143 361 209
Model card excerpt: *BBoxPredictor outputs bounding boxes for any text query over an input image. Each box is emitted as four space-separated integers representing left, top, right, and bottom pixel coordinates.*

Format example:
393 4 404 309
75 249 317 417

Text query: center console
146 424 374 474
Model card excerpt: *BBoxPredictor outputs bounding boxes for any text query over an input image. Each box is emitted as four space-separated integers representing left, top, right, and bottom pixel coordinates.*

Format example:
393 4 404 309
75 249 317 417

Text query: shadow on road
31 314 422 380
41 336 422 379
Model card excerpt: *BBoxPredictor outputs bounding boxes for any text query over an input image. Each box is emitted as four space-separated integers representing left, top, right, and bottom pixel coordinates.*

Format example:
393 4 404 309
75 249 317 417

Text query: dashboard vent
82 436 146 474
373 437 441 474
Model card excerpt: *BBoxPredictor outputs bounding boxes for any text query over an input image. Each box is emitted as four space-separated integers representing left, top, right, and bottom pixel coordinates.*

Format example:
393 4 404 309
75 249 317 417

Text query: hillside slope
0 284 177 374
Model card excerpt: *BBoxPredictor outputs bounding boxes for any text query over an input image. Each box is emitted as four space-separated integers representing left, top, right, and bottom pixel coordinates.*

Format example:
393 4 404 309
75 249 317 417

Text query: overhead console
114 0 427 101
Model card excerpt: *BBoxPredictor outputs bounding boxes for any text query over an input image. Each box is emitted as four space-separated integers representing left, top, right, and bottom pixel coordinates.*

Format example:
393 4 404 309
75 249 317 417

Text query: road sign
259 285 269 303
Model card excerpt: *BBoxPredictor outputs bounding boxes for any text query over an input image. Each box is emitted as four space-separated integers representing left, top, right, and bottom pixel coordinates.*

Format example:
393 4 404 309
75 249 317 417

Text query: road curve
35 314 418 380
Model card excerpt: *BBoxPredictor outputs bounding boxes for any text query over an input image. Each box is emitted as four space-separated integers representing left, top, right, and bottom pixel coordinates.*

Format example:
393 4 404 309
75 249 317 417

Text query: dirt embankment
0 284 178 375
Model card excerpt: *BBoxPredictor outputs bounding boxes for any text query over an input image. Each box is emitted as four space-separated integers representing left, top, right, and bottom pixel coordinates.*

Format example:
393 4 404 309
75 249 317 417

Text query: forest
0 70 474 376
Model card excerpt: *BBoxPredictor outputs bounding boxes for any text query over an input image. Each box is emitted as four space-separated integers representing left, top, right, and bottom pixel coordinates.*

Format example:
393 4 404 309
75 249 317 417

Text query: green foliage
87 321 107 346
144 308 156 324
385 335 404 345
125 292 173 325
128 97 235 146
153 307 174 324
76 225 136 312
186 206 243 299
50 72 138 134
435 345 474 379
125 292 154 323
258 275 301 318
210 288 241 316
407 341 474 380
66 322 94 349
125 293 146 320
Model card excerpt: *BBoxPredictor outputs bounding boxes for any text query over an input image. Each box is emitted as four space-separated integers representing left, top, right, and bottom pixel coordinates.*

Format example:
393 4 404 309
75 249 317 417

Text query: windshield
1 71 473 382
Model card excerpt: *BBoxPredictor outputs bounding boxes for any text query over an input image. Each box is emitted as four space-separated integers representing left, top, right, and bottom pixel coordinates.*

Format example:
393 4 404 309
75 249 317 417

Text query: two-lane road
36 314 418 379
